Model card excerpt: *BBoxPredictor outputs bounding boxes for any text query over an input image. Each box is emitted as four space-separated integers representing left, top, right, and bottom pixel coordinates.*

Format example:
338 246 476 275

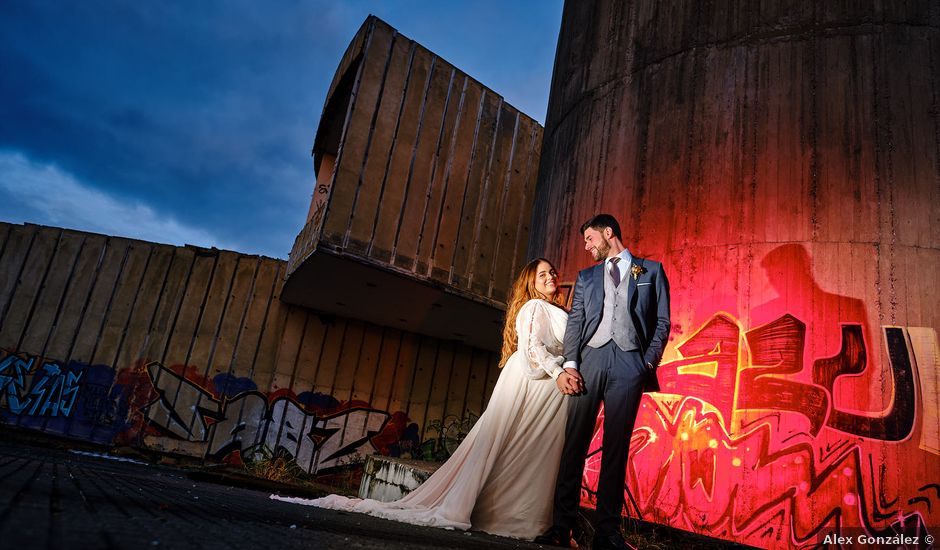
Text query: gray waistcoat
586 264 640 351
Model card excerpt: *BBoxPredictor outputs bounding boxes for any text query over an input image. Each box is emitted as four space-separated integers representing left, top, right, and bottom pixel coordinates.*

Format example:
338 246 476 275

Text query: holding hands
555 367 585 396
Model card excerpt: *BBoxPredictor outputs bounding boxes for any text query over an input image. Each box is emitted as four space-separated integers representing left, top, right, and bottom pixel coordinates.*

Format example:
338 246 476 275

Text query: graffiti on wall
0 350 143 443
141 362 392 472
0 353 83 417
0 348 467 473
652 314 921 442
579 313 939 548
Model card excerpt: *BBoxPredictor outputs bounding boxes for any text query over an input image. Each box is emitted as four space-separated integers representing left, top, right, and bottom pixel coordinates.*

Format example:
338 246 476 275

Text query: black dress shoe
591 532 636 550
534 526 576 547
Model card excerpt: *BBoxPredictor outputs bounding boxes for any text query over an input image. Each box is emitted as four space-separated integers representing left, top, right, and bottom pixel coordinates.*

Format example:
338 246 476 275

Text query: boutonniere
630 264 647 280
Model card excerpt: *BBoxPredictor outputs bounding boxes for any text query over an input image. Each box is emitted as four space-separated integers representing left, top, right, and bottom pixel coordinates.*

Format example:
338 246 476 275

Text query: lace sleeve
517 300 565 380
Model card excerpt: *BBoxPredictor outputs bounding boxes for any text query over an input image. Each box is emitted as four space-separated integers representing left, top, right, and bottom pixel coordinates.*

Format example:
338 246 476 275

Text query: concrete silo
530 2 939 547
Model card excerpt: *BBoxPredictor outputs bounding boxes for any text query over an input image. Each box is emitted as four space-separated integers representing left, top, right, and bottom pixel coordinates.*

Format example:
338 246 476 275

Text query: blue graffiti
296 391 340 411
0 354 83 417
0 354 34 412
212 372 257 398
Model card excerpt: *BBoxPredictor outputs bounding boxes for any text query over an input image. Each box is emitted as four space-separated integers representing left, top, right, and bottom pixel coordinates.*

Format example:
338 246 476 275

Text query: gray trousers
552 342 646 536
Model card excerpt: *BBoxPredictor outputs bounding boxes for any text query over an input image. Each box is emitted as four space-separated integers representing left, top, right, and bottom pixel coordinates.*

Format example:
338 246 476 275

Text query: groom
537 214 671 550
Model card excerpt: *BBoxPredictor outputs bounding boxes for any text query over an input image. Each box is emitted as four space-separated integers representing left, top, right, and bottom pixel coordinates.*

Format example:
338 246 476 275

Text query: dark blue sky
0 1 563 258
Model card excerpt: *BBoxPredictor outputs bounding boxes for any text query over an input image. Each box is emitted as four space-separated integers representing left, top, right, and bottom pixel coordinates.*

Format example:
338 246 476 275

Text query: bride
273 258 574 539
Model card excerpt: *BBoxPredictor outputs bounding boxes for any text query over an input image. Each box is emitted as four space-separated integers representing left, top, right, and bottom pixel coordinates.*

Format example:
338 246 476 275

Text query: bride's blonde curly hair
499 258 565 368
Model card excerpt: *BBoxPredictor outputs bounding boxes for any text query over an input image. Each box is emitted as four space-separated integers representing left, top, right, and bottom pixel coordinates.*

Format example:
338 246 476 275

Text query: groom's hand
555 373 576 395
567 368 585 394
556 368 584 395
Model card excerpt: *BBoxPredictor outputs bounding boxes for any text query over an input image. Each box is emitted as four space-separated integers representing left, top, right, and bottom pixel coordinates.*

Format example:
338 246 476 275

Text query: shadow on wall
752 243 870 348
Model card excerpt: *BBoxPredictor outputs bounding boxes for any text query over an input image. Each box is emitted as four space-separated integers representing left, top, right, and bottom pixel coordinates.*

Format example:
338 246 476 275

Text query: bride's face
533 261 558 299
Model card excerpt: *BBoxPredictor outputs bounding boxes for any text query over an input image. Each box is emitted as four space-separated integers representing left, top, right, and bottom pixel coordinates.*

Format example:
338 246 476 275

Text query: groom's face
583 227 611 261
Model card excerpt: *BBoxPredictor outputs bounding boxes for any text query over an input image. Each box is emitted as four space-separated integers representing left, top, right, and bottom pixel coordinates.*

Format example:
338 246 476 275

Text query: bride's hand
555 369 584 395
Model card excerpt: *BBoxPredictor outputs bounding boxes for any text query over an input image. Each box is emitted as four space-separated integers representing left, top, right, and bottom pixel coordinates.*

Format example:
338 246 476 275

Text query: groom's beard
592 238 612 261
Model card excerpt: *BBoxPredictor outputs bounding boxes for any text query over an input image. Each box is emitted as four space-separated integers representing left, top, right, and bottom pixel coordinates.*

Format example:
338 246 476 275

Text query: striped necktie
609 257 621 288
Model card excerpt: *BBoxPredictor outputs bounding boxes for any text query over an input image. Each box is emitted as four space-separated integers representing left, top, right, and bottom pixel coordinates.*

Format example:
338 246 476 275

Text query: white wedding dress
271 299 568 540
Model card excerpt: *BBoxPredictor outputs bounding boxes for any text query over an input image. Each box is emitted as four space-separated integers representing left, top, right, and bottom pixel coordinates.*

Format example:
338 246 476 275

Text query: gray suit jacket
562 257 671 393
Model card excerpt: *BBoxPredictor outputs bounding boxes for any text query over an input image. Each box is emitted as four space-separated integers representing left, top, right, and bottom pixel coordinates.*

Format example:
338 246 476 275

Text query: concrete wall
531 1 940 547
289 16 543 306
282 17 544 352
0 223 500 472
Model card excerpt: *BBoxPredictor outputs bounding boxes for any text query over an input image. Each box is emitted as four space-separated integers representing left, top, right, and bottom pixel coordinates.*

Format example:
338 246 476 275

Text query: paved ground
0 439 544 550
0 435 753 549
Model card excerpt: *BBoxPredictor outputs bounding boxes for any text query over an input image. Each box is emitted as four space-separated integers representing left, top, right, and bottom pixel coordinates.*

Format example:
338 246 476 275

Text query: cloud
0 1 561 260
0 150 232 250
